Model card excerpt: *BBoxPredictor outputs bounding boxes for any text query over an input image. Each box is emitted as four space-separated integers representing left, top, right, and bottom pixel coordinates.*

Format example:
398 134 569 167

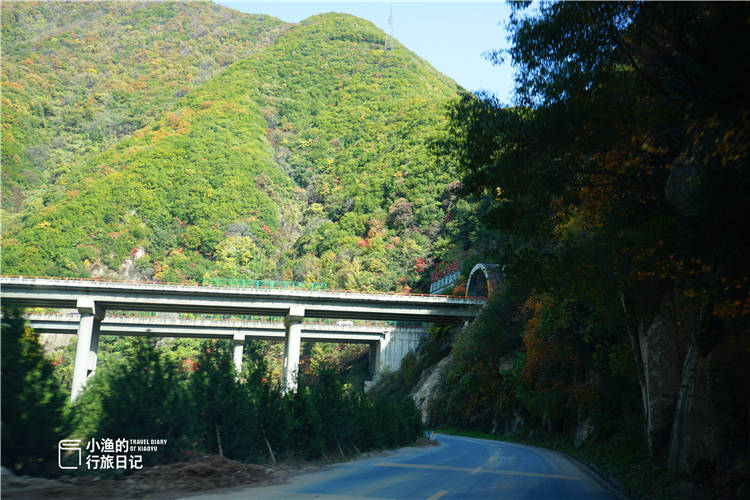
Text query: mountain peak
2 2 460 294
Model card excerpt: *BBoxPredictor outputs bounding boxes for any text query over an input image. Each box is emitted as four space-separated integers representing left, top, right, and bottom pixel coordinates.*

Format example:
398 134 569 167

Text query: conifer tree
1 306 68 475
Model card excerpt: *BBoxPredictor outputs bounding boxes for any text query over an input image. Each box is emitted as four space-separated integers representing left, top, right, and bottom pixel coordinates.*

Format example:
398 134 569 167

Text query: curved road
185 433 622 500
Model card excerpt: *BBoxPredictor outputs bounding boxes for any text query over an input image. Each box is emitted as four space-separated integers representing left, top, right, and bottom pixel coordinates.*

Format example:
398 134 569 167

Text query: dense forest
2 2 748 498
2 3 459 294
385 3 748 498
2 1 285 212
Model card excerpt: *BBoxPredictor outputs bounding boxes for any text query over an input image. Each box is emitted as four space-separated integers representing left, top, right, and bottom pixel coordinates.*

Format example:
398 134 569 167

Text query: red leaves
180 357 199 372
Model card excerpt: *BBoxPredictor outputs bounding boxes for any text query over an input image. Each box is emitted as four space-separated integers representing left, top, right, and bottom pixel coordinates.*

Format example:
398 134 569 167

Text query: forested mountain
2 1 285 212
2 3 460 291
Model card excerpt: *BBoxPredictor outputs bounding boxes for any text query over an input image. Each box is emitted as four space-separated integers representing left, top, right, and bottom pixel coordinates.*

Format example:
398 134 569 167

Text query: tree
71 337 189 465
1 306 69 475
188 341 263 461
443 1 750 473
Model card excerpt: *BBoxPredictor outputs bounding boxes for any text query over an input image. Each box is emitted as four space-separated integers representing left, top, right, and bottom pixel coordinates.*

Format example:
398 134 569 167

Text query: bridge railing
202 278 328 290
23 310 428 328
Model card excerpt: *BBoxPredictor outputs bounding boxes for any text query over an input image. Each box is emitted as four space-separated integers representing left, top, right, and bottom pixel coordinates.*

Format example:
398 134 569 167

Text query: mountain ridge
2 4 461 293
1 1 287 212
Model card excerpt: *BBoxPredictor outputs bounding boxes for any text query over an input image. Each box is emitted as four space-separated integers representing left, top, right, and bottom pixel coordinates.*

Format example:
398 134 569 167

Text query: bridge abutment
365 327 427 390
368 339 381 376
71 298 105 402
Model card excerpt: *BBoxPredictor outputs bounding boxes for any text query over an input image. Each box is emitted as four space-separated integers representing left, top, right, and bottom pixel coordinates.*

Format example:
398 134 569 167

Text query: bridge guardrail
23 312 428 329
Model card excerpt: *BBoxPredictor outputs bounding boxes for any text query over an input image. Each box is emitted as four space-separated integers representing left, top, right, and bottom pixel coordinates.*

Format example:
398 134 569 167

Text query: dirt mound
130 454 272 492
1 455 273 499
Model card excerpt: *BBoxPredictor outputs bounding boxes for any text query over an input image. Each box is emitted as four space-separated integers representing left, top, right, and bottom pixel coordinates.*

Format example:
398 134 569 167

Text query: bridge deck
1 276 483 322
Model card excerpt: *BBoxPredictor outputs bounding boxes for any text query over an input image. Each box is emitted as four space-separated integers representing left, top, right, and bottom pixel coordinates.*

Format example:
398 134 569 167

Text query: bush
187 341 265 461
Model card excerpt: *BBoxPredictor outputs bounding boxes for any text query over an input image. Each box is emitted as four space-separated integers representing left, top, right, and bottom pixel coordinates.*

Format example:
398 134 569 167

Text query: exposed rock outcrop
629 290 749 474
88 247 153 282
39 333 73 355
633 295 696 455
411 354 453 424
574 416 594 448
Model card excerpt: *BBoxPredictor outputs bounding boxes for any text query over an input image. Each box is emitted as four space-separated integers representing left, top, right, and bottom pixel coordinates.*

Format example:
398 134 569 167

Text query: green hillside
246 13 459 290
1 1 286 212
2 5 460 292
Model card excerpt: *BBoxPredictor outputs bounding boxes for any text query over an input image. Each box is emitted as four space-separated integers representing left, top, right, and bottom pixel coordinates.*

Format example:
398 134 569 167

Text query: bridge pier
368 330 390 376
282 306 304 393
233 332 245 373
368 340 379 376
71 298 105 402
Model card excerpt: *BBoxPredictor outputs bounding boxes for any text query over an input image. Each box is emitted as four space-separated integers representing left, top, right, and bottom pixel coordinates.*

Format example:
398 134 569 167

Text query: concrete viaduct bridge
1 276 484 401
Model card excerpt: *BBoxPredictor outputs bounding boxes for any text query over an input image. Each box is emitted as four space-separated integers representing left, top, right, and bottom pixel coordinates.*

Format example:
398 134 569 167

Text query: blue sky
216 2 517 103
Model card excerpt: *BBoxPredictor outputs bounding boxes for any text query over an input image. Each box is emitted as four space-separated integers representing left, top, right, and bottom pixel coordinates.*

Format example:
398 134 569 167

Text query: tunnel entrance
465 263 502 298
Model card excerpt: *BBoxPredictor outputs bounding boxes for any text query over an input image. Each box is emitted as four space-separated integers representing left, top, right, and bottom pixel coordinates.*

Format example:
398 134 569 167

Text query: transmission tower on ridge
384 6 394 50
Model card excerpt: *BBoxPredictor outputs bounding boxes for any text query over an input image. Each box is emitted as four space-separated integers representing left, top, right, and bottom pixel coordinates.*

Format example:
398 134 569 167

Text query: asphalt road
184 433 623 500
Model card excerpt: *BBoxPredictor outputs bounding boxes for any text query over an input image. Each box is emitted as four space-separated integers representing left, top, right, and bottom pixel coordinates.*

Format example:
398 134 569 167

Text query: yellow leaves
150 128 169 143
215 236 257 267
495 187 508 202
165 109 193 133
712 297 750 320
35 221 51 229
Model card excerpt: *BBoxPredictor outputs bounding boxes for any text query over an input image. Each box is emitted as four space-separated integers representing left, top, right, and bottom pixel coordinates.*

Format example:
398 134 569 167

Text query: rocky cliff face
631 291 749 474
633 293 698 455
411 354 453 425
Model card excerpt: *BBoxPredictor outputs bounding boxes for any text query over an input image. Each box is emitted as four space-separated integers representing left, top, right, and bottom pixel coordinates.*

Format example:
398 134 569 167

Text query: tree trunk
261 427 276 465
215 424 224 457
335 436 345 460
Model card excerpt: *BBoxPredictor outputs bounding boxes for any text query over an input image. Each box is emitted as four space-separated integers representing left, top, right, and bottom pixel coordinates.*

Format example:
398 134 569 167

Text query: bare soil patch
2 455 276 499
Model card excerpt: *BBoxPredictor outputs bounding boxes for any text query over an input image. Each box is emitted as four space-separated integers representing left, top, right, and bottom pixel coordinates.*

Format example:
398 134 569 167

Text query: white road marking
487 448 501 466
426 490 449 500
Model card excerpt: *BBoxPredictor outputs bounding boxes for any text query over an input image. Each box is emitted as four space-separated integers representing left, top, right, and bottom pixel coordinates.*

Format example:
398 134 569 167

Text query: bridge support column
89 327 100 375
368 340 380 376
282 306 304 394
233 332 245 374
71 298 105 402
369 330 390 376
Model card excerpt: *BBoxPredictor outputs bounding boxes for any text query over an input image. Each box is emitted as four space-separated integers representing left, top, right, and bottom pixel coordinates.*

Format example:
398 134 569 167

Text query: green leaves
1 306 69 475
3 7 462 294
1 1 286 212
432 3 750 474
66 338 421 464
70 338 189 465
